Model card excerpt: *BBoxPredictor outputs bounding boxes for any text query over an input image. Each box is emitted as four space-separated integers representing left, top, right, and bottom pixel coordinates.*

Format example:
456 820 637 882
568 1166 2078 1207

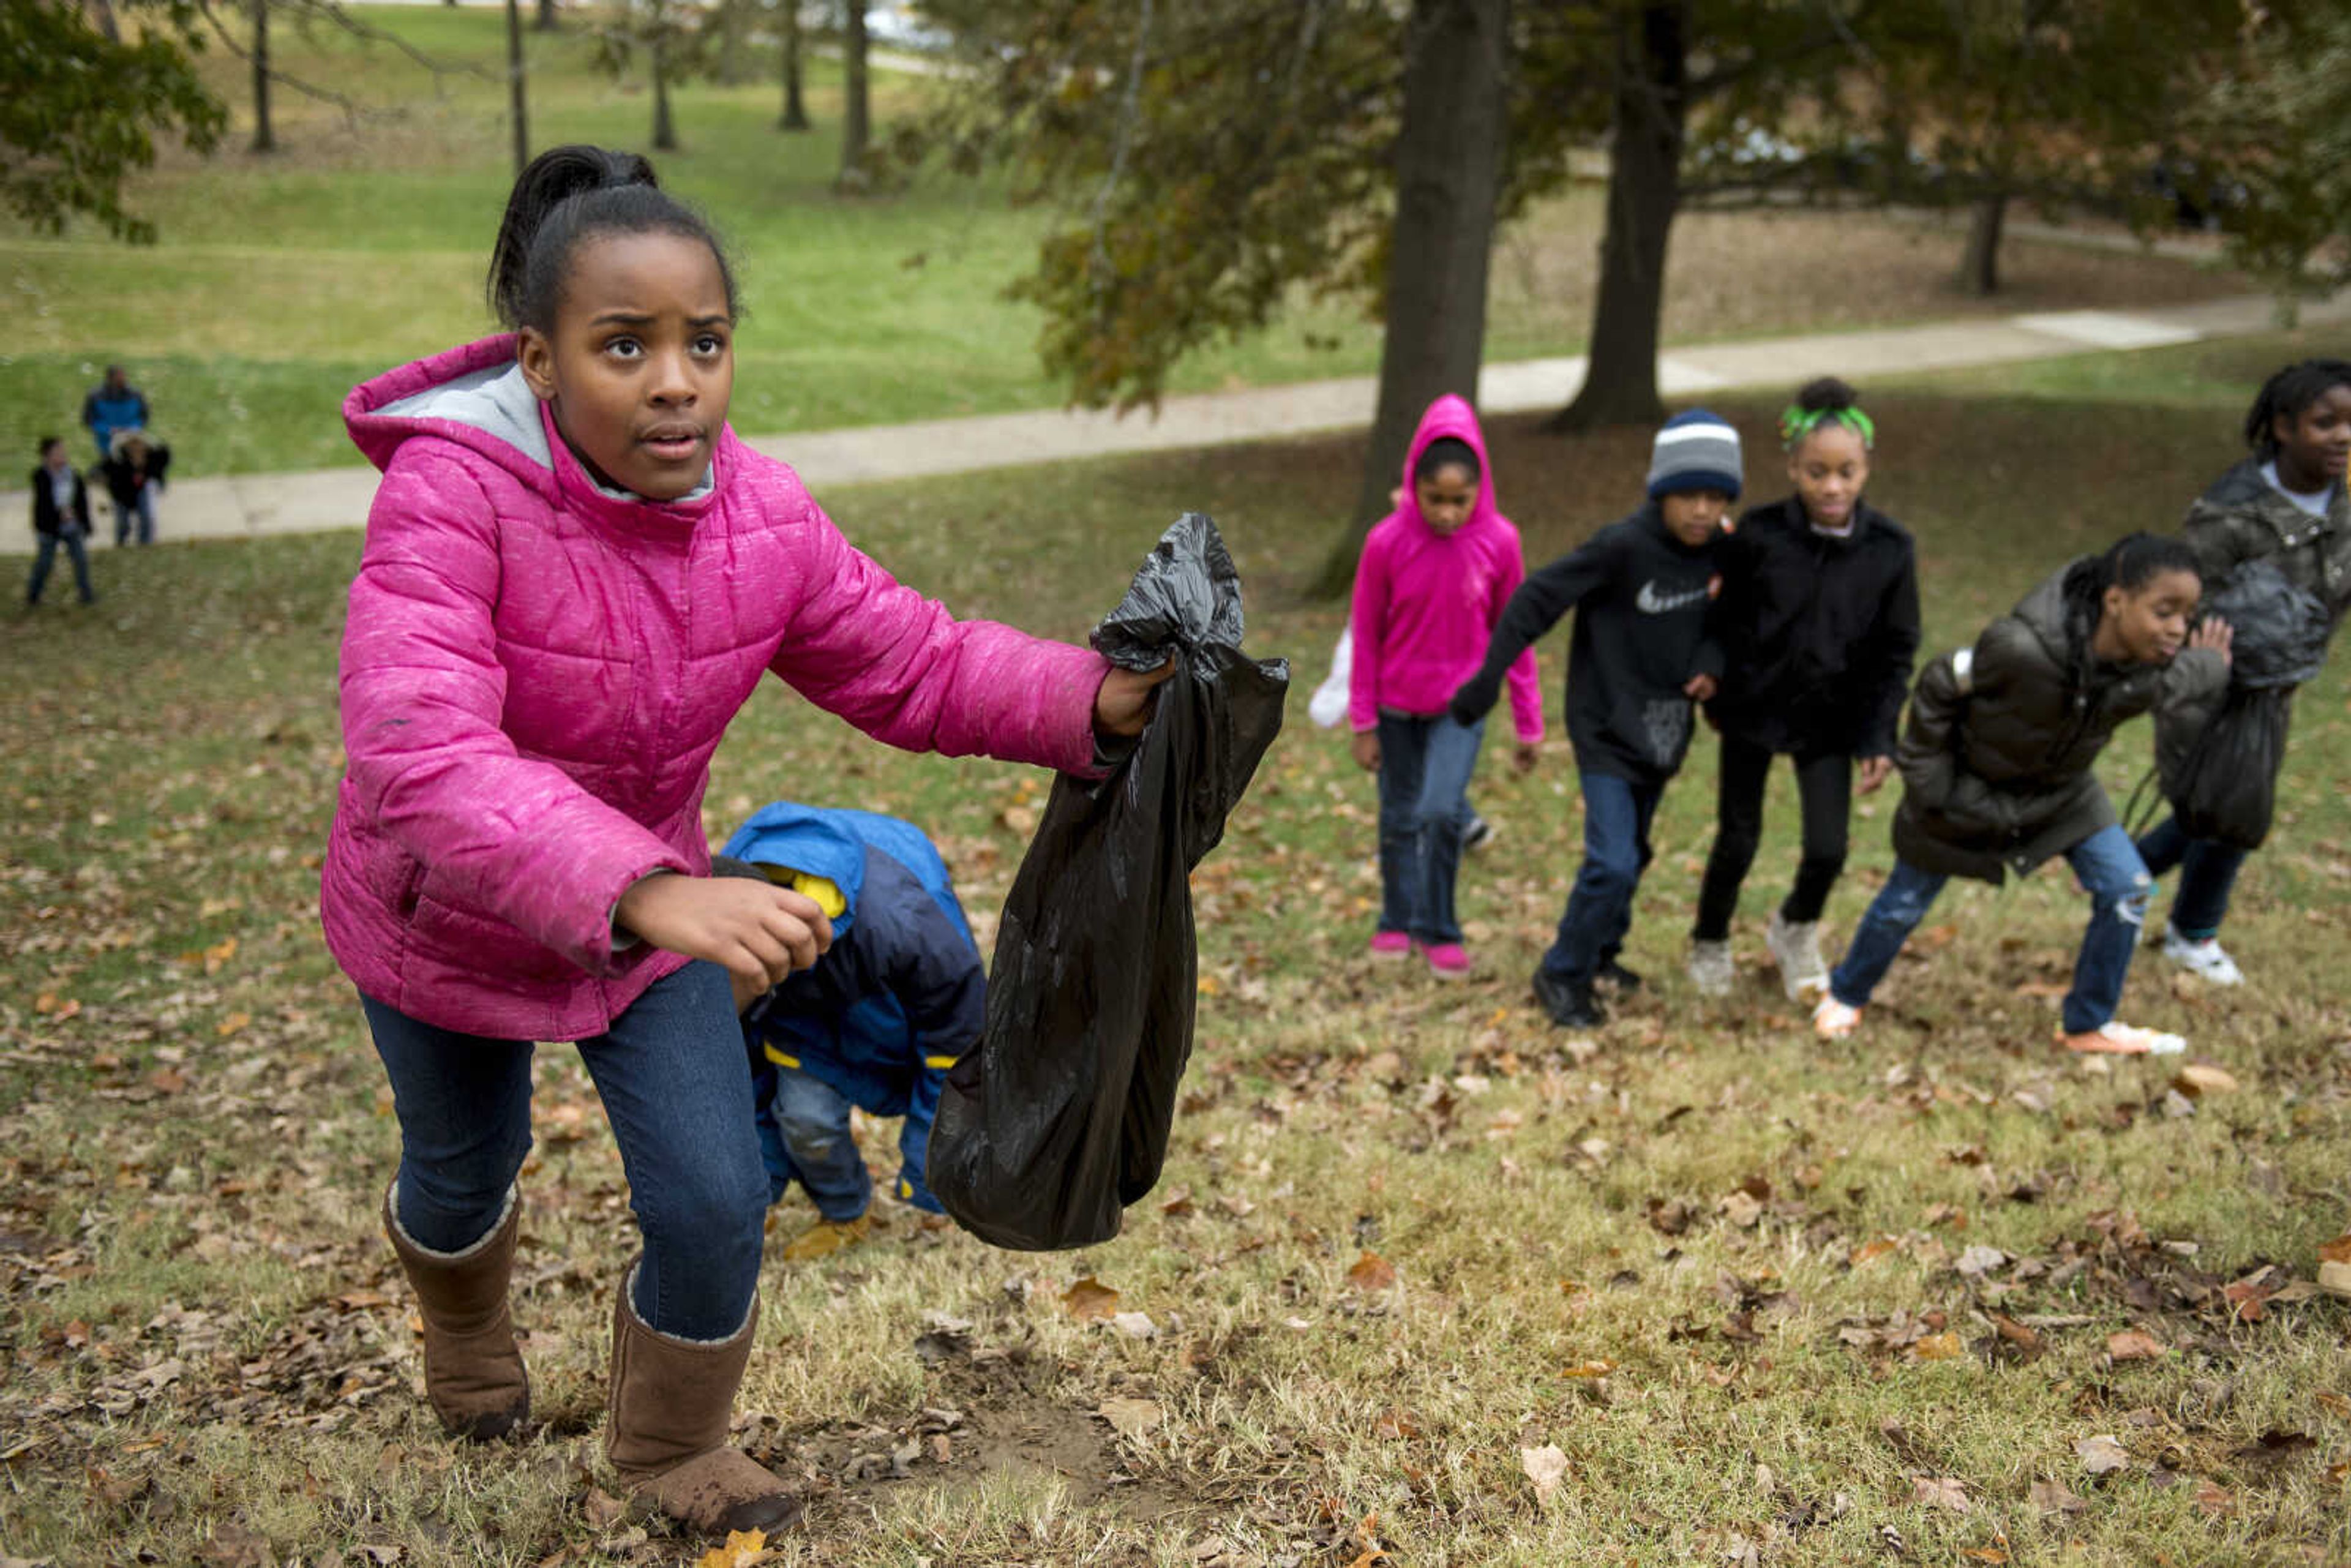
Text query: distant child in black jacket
26 437 97 607
1689 378 1921 1000
1452 410 1740 1029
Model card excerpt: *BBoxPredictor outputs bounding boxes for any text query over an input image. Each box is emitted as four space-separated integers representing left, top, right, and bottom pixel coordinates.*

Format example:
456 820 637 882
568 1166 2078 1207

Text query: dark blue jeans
1376 713 1485 945
2134 815 2246 940
1828 825 2152 1035
363 960 768 1341
1540 770 1664 987
26 530 94 605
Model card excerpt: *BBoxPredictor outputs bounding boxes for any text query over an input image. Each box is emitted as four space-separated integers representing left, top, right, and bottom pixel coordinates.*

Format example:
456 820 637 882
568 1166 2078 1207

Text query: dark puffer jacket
1891 561 2228 883
2181 457 2350 636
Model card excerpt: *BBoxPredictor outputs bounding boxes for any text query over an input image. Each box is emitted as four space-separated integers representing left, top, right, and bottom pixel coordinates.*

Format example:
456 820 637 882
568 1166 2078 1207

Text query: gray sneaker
1765 911 1828 1002
1687 938 1734 997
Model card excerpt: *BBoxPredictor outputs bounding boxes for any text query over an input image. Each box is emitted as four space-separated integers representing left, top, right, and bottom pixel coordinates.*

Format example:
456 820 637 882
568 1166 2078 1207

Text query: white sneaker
1812 996 1862 1040
2061 1021 2186 1057
2161 926 2243 987
1687 938 1734 997
1765 911 1829 1002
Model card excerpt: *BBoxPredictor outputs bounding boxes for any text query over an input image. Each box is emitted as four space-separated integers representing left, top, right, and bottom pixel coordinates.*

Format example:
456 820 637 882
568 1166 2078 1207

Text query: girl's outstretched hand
615 872 833 999
1513 740 1540 773
1856 754 1894 795
1351 730 1381 773
2189 616 2234 667
1095 658 1179 738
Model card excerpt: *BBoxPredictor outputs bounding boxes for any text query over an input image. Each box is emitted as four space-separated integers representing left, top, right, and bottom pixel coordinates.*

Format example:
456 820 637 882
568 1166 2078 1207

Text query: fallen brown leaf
2075 1435 2131 1475
2030 1477 2087 1517
1346 1252 1398 1291
1097 1397 1164 1438
1062 1277 1120 1321
1521 1444 1569 1504
1911 1475 1970 1513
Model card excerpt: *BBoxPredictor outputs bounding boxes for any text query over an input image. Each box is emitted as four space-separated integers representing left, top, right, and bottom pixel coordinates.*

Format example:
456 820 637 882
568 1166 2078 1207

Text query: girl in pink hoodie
329 146 1168 1539
1347 396 1542 977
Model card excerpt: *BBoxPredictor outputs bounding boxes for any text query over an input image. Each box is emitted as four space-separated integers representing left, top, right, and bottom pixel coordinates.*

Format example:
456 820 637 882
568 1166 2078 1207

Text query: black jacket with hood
1891 560 2228 883
1707 495 1921 757
1452 502 1725 784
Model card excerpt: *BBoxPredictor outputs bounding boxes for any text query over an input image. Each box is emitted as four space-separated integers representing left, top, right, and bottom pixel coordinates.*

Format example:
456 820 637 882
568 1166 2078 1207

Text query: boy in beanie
1451 410 1741 1027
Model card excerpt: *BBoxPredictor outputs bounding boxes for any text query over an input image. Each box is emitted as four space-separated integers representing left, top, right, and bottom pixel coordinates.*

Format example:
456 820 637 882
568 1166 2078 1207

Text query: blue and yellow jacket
718 801 981 1138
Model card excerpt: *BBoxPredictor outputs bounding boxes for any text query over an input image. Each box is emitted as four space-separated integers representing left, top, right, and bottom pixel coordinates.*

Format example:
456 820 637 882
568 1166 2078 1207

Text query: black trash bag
2162 685 2292 850
927 512 1289 1251
2154 559 2326 850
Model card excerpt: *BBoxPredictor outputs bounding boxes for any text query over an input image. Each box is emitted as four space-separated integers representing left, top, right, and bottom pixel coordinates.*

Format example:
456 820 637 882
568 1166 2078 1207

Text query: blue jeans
1376 713 1485 945
2134 815 2245 940
26 530 94 604
115 487 155 547
757 1066 867 1219
1539 770 1664 987
1829 825 2152 1035
363 960 768 1341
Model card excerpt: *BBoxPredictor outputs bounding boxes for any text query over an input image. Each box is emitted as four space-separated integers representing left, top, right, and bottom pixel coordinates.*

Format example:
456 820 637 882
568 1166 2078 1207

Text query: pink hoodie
322 336 1111 1040
1347 396 1542 741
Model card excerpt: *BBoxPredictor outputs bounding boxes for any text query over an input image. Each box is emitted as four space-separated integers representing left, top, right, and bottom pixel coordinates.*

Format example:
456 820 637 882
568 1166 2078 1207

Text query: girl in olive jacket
1814 535 2231 1056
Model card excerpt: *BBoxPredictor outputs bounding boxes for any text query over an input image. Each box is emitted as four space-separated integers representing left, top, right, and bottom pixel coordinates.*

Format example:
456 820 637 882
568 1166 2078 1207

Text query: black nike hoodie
1451 502 1723 783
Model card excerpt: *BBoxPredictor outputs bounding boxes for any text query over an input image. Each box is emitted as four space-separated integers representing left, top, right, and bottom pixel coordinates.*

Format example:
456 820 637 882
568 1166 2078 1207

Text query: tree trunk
714 0 751 84
504 0 529 175
1549 2 1688 433
88 0 121 43
535 0 558 33
838 0 869 186
780 1 810 130
250 0 275 153
1957 192 2006 296
1311 0 1511 598
651 37 677 150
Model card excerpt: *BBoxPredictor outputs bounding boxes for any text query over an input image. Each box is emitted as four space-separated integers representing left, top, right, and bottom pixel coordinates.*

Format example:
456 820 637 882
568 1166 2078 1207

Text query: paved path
8 289 2344 556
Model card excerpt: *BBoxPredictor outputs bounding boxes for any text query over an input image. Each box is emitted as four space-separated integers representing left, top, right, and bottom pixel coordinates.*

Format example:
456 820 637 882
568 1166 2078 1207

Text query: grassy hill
1 332 2345 1564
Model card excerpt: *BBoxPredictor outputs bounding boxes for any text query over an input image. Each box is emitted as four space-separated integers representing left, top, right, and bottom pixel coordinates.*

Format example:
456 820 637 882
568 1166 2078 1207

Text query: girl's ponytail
484 144 733 334
2095 530 2200 593
1779 376 1873 450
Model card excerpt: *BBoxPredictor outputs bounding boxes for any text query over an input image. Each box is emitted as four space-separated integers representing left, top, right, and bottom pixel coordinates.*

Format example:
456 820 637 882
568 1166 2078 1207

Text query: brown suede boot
382 1184 530 1442
605 1262 800 1538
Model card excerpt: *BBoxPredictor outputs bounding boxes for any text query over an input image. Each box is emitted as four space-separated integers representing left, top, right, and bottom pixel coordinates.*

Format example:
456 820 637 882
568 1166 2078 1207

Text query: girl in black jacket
1814 534 2230 1056
1689 378 1920 1000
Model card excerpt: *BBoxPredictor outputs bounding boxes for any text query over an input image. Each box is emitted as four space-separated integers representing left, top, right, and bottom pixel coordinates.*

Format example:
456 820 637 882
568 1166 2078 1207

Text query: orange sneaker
2060 1021 2185 1057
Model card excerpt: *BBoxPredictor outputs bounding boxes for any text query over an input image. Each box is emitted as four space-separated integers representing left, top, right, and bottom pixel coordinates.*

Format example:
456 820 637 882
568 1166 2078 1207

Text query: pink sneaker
1369 931 1413 961
1424 942 1471 979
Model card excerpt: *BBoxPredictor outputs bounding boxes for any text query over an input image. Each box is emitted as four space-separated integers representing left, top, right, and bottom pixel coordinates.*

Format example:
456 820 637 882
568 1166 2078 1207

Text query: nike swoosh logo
1636 580 1711 614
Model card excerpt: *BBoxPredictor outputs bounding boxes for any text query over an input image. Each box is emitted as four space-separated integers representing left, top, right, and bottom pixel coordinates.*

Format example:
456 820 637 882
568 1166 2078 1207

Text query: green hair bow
1779 403 1875 450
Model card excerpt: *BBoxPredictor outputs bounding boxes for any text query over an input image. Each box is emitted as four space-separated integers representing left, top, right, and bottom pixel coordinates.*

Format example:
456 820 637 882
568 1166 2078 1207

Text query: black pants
1693 735 1851 940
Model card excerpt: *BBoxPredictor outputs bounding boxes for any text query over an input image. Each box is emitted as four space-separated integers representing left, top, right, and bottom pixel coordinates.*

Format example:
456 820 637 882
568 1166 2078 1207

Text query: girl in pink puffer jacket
334 146 1167 1540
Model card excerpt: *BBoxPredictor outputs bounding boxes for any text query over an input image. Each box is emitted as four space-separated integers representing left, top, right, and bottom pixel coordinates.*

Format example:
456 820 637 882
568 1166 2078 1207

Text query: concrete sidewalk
7 289 2342 556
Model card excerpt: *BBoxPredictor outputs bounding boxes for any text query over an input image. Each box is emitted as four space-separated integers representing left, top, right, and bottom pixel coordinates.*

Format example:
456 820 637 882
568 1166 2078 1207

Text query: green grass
1 7 2248 479
2 331 2347 1565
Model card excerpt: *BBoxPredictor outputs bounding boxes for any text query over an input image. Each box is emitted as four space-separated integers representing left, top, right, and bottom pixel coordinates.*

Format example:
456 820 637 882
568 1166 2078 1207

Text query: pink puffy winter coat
322 336 1111 1040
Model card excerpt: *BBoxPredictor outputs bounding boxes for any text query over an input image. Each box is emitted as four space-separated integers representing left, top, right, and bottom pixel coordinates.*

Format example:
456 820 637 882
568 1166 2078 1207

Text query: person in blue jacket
716 801 983 1259
80 366 150 460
